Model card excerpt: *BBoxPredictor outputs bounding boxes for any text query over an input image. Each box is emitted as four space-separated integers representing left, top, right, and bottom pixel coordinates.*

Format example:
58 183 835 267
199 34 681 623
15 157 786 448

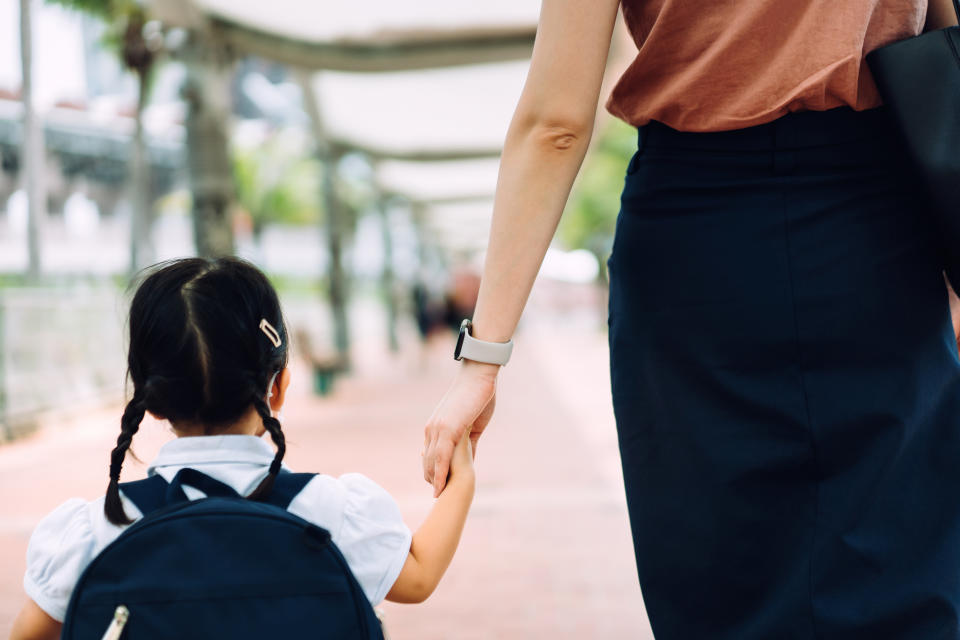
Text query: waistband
637 106 893 151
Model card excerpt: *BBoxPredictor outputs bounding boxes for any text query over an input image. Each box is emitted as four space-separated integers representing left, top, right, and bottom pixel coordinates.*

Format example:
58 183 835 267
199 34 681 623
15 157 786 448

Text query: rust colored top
606 0 928 132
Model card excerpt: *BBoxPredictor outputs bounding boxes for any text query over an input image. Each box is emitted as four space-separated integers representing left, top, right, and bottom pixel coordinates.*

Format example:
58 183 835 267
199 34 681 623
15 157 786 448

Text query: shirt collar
147 435 275 475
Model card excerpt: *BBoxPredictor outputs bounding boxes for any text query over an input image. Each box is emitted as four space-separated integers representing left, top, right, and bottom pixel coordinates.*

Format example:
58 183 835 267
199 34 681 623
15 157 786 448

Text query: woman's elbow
513 110 594 153
534 123 590 151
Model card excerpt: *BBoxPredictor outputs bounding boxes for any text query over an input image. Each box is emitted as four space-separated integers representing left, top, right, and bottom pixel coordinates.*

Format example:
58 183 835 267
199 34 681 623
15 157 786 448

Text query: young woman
12 257 474 639
423 1 960 637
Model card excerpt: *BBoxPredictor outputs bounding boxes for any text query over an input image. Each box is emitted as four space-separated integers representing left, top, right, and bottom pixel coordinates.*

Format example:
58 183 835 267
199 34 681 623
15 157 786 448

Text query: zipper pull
100 605 129 640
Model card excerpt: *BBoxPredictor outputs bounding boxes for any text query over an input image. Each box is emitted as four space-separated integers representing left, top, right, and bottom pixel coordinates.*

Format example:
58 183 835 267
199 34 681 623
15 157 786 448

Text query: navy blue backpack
61 468 385 639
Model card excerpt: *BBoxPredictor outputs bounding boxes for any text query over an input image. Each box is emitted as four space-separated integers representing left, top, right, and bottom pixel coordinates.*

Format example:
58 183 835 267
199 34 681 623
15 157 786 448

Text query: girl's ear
269 367 292 414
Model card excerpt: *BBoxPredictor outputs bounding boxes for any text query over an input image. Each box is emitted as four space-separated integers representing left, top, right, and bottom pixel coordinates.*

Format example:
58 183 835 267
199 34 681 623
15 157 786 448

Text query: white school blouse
23 435 412 622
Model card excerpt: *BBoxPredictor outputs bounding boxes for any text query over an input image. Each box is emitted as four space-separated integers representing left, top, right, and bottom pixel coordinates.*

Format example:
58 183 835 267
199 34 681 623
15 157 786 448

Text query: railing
0 287 127 440
0 286 345 441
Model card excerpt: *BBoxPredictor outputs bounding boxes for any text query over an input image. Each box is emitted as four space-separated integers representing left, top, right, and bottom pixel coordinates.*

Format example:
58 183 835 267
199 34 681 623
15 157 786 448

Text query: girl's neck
171 407 266 438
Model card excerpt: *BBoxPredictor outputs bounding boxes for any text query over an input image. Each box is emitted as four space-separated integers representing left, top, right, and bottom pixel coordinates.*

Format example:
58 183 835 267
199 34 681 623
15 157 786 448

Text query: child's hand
448 427 475 485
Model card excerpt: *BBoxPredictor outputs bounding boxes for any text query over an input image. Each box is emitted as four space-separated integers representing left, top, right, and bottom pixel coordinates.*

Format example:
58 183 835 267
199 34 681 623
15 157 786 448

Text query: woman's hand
423 360 498 497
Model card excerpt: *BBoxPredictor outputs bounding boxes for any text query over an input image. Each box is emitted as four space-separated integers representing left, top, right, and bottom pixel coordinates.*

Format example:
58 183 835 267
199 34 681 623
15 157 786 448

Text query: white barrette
259 319 282 348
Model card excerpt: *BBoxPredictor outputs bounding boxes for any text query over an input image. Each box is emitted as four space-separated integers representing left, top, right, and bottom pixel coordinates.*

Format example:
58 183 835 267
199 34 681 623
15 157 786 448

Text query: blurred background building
0 1 653 636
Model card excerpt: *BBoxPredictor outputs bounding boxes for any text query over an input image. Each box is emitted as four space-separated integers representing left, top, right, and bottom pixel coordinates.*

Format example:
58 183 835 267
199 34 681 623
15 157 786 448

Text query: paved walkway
0 325 652 638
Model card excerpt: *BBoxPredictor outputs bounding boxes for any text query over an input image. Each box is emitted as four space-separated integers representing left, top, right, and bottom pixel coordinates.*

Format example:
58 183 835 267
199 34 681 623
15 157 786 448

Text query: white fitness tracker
453 319 513 366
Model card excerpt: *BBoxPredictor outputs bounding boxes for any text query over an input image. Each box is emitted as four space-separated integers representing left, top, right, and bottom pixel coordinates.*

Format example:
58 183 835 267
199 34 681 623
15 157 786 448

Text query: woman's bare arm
422 0 622 495
470 0 621 344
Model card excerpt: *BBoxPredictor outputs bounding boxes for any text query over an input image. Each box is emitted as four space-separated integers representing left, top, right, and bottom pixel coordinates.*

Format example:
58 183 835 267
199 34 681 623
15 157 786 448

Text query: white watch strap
460 332 514 365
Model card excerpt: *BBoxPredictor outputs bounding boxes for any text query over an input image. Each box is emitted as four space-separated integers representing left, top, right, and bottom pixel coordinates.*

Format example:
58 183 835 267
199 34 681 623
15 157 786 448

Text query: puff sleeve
23 499 98 622
332 474 412 605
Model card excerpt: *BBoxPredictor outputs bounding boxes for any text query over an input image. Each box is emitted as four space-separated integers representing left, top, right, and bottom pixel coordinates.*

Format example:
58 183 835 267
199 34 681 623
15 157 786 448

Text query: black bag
61 468 385 640
866 2 960 285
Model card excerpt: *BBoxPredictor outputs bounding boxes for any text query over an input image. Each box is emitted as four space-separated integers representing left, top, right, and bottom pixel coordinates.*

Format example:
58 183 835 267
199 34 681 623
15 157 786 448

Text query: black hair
105 257 289 525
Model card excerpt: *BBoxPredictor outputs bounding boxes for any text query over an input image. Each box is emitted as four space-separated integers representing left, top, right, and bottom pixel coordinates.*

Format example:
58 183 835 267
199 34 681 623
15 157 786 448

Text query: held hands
423 360 498 497
449 422 475 486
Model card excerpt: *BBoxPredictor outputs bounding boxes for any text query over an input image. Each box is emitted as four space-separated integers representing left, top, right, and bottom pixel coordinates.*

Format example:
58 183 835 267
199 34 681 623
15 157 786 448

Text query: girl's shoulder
290 472 408 540
290 473 411 605
24 495 127 622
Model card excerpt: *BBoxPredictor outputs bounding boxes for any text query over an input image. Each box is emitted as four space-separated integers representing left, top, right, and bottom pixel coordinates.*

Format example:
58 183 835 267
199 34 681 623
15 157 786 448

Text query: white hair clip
259 319 282 348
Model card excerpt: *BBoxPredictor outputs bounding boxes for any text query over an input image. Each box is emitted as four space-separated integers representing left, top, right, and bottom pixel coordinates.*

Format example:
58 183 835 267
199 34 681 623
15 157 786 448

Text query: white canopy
375 157 501 203
315 61 527 157
150 0 545 255
192 0 539 44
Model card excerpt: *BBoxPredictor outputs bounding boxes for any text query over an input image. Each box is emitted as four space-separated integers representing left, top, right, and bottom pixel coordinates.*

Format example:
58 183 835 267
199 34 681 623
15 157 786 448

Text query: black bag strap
120 469 317 517
119 474 169 517
266 472 317 510
165 468 241 503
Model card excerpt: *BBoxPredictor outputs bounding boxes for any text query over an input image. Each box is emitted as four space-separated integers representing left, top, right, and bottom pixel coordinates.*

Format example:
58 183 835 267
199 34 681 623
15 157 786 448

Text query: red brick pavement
0 328 652 639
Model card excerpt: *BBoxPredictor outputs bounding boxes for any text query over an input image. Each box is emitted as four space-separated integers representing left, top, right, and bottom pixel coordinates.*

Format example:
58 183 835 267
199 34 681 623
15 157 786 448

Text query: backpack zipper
100 605 129 640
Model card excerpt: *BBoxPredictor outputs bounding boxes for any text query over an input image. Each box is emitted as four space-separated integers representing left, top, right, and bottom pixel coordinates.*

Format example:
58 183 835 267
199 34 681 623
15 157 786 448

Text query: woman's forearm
470 117 595 342
464 0 621 345
419 1 621 494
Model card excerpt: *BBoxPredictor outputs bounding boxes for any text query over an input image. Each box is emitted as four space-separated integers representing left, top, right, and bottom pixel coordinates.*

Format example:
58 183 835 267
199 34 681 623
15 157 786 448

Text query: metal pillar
183 37 235 258
19 0 44 280
299 72 351 365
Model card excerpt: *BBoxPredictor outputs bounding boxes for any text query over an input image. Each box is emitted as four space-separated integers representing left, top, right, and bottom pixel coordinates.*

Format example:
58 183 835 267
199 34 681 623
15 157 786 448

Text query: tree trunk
184 51 235 258
129 67 152 273
19 0 44 280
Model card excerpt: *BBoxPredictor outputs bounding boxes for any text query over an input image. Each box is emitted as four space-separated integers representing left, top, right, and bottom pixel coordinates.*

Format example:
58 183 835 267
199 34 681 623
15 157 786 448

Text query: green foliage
558 117 637 265
232 134 324 235
45 0 114 20
45 0 147 70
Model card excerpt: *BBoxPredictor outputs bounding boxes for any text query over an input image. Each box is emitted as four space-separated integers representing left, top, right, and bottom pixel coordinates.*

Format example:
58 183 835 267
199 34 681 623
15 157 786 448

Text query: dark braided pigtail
105 390 147 525
246 389 286 501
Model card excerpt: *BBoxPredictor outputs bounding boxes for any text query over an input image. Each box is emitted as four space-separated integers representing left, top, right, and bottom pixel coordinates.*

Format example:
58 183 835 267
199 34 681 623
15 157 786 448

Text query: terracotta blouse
606 0 928 132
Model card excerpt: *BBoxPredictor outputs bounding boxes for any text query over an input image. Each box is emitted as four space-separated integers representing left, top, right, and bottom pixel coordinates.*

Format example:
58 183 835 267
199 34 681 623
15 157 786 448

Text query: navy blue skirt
607 105 960 639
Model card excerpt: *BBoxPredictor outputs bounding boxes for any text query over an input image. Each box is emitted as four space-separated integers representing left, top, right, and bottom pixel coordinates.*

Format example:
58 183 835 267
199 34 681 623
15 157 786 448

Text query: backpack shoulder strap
121 470 317 515
266 472 317 510
119 474 170 518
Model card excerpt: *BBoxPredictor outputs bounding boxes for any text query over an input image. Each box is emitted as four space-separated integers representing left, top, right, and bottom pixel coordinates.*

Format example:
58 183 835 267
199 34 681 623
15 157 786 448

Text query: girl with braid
11 257 475 639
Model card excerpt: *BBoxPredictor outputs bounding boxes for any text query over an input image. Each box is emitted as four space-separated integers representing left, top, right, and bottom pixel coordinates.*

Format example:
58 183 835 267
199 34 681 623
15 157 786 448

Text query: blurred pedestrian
422 1 960 637
443 265 481 332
